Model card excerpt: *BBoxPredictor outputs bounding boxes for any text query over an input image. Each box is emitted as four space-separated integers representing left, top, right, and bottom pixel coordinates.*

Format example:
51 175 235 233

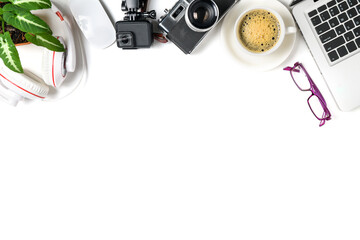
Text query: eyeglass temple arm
283 66 300 72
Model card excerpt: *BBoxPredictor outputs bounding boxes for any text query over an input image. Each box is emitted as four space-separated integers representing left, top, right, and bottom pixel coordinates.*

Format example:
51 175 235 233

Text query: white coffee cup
233 7 296 56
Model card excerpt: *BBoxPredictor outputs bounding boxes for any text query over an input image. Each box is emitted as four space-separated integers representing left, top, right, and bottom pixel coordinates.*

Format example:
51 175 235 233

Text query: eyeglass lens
308 94 328 120
291 65 312 91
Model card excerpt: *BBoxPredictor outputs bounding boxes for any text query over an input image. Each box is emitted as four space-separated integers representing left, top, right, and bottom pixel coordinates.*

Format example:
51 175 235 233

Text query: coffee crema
237 9 281 53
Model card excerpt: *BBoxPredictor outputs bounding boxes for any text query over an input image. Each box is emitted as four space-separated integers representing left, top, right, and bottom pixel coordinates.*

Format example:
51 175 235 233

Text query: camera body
116 21 153 49
159 0 238 54
116 0 156 49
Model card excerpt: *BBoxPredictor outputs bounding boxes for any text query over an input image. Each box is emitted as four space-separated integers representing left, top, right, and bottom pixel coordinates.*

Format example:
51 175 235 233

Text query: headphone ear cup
0 68 49 100
42 36 67 88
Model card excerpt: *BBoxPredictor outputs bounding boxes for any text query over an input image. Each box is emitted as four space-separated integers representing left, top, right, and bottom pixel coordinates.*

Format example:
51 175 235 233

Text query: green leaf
2 4 29 12
25 33 65 52
3 6 52 34
9 0 51 10
0 32 23 73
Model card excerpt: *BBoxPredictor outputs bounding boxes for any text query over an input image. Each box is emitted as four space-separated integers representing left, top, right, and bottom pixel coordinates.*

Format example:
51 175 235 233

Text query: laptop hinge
290 0 305 6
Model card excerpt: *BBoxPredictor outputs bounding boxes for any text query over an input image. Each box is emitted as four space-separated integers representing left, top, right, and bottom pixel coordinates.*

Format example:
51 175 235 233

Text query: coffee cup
234 7 296 56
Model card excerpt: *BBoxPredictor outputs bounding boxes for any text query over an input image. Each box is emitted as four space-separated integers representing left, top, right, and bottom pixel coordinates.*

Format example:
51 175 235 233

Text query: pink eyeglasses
284 62 331 127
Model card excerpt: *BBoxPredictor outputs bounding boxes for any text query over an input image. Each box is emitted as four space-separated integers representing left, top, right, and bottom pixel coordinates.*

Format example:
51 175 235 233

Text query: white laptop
292 0 360 111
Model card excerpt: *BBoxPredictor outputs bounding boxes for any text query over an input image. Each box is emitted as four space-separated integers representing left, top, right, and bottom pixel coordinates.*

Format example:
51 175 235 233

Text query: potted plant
0 0 65 73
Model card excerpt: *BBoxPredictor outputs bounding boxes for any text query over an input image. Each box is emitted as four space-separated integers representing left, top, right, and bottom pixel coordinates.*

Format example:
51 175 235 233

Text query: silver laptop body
292 0 360 111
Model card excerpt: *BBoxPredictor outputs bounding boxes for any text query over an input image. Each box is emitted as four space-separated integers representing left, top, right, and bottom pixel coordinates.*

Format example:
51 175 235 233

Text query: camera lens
121 36 129 45
116 32 134 48
186 0 219 32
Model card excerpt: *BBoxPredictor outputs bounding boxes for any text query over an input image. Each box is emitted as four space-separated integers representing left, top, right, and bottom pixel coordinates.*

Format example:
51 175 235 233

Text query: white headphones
0 2 77 106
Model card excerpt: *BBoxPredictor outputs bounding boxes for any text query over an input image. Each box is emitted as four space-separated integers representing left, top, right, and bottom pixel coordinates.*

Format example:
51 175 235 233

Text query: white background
1 0 360 239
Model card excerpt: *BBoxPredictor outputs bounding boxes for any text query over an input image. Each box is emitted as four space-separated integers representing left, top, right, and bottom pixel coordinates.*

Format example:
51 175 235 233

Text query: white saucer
221 0 297 72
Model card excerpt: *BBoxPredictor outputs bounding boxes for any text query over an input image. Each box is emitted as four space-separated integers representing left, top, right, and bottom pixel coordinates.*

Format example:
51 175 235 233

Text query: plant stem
1 20 4 34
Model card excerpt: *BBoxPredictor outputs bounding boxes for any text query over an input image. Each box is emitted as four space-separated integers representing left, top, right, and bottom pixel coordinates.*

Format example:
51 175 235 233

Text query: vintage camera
159 0 238 54
116 0 156 49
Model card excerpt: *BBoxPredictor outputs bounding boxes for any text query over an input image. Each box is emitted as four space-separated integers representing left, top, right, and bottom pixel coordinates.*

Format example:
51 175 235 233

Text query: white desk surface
1 0 360 239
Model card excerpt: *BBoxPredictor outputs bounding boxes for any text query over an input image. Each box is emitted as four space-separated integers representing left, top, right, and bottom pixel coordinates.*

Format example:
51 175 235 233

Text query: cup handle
285 26 297 35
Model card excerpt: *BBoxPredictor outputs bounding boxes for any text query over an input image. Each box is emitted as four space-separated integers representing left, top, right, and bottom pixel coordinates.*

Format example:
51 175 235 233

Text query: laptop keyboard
309 0 360 63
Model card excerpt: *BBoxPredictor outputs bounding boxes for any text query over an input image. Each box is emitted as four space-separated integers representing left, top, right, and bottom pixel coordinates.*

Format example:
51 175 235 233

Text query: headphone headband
51 2 76 73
